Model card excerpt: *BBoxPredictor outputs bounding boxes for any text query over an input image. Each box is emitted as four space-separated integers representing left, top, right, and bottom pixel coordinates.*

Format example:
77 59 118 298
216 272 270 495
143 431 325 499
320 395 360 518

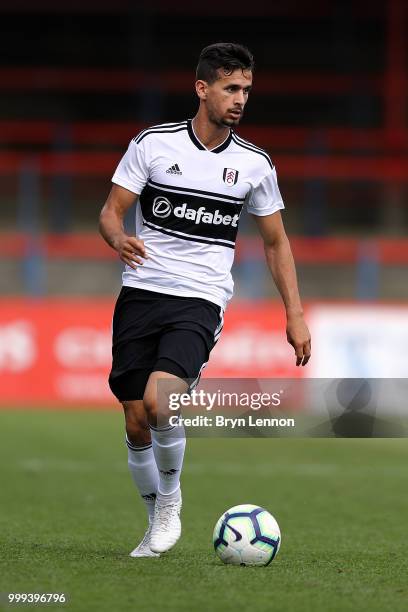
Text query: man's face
201 68 253 128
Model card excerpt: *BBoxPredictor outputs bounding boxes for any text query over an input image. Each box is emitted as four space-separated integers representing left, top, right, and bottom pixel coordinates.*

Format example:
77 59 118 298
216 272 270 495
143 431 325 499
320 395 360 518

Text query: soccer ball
213 504 281 566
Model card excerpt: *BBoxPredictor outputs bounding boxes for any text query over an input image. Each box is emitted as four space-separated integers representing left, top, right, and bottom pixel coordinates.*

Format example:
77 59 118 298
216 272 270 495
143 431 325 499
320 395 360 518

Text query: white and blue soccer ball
213 504 281 566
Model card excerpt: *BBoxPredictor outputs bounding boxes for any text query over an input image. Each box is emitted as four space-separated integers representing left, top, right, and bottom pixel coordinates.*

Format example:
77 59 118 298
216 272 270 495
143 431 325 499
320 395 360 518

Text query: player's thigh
109 287 162 400
109 367 152 402
155 328 214 390
154 295 223 388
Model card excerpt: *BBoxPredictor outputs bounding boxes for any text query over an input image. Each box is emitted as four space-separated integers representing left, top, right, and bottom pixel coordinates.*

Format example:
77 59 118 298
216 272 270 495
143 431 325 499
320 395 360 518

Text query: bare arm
99 184 147 269
253 211 311 366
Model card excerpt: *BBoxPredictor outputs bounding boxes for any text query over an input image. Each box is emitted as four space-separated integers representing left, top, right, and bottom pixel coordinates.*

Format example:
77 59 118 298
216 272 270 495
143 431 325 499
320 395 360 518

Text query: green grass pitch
1 409 407 612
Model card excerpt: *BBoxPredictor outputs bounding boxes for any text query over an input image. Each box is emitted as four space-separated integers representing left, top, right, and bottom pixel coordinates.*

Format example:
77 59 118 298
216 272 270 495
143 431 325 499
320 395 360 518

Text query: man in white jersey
99 42 311 557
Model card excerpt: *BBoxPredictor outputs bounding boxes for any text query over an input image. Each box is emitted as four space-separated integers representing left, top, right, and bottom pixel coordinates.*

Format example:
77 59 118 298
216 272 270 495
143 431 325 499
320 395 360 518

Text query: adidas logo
142 493 157 502
166 163 182 175
159 468 179 476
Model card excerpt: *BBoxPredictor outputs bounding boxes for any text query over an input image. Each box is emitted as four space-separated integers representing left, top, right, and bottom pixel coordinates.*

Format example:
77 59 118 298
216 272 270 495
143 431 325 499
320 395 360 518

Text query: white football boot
129 521 160 558
149 494 182 553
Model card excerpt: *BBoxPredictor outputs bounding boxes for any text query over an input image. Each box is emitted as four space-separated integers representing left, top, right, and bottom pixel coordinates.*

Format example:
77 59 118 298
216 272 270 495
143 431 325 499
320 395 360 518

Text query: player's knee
125 416 144 438
142 392 158 425
123 402 150 445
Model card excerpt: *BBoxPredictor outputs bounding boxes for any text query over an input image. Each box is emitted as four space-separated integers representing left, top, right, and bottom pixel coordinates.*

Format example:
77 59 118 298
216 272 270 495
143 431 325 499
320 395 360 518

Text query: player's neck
191 113 230 151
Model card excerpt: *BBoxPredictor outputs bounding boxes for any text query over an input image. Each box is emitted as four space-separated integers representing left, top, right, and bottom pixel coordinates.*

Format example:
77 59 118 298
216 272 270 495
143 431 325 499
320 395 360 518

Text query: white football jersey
112 119 284 309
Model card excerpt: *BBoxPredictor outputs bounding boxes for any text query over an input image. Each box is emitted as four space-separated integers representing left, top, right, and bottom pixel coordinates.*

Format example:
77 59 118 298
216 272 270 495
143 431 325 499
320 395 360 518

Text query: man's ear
195 80 208 100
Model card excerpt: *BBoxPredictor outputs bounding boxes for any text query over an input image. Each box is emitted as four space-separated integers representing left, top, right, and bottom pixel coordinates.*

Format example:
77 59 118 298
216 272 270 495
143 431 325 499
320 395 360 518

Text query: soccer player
99 42 311 557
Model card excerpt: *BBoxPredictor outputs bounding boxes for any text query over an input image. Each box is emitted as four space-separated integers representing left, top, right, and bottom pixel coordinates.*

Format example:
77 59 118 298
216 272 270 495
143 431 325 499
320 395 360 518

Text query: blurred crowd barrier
2 232 408 300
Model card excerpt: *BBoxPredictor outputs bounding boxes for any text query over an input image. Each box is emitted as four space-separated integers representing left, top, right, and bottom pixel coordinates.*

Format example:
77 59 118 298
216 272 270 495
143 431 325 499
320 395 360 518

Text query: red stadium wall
2 300 407 407
0 300 301 407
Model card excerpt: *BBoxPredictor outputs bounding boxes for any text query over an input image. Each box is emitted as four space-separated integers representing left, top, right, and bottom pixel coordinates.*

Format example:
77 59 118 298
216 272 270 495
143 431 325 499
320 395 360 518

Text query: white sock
150 421 186 497
126 436 159 522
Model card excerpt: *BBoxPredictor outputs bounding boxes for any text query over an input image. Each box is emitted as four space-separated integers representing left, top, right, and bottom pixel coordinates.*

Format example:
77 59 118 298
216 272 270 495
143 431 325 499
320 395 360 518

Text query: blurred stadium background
2 8 408 611
1 0 408 407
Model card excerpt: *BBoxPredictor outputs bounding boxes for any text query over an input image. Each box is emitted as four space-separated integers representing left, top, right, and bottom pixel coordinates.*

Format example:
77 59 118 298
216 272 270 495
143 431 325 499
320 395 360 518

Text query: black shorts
108 286 223 401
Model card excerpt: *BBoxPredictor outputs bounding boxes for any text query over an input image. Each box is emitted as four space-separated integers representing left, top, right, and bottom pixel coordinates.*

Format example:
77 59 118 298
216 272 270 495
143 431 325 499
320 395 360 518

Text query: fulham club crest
223 168 239 186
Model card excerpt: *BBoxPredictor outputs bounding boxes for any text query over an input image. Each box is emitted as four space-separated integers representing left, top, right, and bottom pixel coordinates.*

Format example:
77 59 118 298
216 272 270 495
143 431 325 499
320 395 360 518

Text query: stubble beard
208 106 242 128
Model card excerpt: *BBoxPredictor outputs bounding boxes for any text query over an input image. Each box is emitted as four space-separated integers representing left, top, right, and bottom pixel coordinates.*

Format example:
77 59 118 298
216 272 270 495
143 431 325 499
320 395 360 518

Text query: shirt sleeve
111 139 149 195
246 166 285 216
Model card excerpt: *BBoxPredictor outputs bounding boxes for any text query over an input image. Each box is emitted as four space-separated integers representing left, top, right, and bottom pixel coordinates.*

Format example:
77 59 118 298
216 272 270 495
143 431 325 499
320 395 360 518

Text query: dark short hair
196 42 254 84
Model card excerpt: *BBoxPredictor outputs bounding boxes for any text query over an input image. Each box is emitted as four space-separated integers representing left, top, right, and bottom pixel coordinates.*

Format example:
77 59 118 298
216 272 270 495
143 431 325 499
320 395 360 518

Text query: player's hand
286 313 311 367
115 235 147 269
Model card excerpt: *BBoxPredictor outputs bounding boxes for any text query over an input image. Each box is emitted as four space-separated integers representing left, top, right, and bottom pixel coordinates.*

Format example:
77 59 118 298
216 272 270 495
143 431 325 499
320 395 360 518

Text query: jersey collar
187 119 232 153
